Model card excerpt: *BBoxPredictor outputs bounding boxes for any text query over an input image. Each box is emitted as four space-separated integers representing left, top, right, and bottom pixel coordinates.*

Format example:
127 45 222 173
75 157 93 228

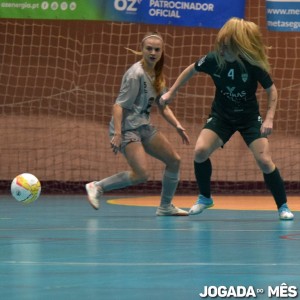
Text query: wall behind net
0 0 299 194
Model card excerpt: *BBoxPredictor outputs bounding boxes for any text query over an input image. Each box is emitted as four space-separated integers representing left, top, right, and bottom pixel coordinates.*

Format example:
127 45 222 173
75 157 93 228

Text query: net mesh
0 0 299 194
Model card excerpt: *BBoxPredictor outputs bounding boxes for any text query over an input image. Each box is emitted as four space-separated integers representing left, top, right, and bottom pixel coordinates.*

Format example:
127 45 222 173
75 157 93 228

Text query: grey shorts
111 124 158 155
204 115 265 146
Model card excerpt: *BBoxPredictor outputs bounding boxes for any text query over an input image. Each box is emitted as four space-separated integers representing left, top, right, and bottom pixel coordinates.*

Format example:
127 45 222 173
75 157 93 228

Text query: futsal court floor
1 193 300 300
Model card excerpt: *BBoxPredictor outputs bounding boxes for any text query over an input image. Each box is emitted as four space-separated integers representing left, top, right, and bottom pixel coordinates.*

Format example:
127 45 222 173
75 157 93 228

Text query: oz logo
114 0 142 12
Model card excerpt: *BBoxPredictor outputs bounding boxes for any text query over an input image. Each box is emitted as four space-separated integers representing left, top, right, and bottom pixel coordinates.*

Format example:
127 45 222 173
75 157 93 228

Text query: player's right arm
111 103 123 154
160 63 197 105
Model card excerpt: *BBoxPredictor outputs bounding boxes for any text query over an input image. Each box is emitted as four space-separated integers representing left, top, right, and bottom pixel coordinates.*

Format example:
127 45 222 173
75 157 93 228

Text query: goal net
0 1 299 194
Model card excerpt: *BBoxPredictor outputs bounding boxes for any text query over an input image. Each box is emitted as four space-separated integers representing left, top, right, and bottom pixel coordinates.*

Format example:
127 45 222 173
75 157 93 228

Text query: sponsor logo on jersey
241 73 248 82
197 55 207 67
258 116 263 124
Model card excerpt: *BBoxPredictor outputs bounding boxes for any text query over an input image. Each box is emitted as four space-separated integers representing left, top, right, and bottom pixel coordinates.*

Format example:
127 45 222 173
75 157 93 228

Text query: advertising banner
0 0 246 29
266 0 300 31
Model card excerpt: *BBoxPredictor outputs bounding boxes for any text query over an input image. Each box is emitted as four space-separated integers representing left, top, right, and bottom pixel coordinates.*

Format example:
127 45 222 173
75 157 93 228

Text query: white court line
0 260 300 267
2 261 300 267
0 228 300 232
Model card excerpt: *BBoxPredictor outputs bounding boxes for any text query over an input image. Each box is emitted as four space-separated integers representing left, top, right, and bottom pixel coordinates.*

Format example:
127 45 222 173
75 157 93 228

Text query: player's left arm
157 103 190 145
261 83 278 136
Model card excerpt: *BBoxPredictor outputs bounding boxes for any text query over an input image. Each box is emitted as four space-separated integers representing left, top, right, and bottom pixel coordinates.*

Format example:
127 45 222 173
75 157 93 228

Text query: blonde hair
215 17 271 73
125 32 166 95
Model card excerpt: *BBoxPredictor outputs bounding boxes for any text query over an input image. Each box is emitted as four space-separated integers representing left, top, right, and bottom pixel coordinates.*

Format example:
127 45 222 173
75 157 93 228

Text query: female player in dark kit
160 17 293 220
86 32 190 216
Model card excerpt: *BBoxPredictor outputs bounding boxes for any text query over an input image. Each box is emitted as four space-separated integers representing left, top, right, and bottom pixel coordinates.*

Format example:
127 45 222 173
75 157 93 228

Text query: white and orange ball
11 173 41 204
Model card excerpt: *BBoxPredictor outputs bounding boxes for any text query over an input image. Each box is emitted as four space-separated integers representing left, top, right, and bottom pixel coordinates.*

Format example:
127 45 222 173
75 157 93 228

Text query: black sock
263 167 287 209
194 159 212 198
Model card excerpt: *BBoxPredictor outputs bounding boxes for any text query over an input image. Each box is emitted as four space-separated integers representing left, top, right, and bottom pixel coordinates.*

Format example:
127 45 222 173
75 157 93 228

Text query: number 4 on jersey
228 69 234 80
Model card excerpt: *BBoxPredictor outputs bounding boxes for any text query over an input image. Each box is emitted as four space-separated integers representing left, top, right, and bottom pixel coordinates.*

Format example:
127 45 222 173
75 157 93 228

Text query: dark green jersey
194 52 273 123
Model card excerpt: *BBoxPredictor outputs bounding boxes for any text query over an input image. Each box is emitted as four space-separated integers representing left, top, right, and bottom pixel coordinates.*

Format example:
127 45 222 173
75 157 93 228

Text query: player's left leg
143 130 188 216
249 138 294 220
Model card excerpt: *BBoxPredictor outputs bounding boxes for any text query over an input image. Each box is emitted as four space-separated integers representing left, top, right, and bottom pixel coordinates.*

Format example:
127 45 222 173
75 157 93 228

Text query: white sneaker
189 194 214 215
85 182 103 210
278 204 294 220
156 204 188 216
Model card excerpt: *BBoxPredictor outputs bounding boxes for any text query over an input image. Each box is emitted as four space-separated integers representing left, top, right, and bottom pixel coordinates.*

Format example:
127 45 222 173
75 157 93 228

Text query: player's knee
172 154 181 168
167 154 181 172
166 153 181 172
194 146 210 162
132 170 150 184
256 157 274 173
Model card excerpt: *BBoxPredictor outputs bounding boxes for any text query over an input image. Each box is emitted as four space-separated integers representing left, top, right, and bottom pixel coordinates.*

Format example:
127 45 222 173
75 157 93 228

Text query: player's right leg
190 128 223 215
86 133 149 210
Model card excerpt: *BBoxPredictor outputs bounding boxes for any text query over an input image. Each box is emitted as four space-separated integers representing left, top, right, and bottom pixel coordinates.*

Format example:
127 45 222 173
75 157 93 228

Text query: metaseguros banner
266 0 300 31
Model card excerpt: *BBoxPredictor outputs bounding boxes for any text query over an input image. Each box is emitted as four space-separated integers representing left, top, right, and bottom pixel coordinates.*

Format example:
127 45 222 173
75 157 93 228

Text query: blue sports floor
1 194 300 300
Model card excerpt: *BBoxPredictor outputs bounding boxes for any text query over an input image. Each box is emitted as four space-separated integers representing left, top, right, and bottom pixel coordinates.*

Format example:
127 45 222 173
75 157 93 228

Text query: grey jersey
109 61 159 134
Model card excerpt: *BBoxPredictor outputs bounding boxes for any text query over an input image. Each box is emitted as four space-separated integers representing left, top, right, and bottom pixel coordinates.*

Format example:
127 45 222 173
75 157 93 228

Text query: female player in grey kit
86 32 190 216
160 17 294 220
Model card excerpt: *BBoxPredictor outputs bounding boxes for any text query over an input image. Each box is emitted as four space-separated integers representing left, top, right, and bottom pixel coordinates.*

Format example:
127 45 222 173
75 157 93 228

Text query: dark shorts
204 115 265 146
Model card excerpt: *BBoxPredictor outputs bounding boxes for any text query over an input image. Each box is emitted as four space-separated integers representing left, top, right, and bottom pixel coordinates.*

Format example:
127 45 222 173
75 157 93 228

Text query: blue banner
103 0 246 29
266 0 300 31
0 1 246 28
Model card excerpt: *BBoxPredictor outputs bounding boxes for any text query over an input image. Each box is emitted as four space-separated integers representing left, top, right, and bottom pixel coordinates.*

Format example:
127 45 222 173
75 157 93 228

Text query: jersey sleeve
115 75 140 109
194 52 216 74
194 55 209 73
254 66 273 89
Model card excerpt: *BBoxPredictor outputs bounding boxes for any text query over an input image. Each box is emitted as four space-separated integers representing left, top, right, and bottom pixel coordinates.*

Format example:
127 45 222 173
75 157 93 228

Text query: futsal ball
11 173 41 204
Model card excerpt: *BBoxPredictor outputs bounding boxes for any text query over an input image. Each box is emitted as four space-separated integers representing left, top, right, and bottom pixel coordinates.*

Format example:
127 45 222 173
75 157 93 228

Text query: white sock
95 171 132 192
160 170 179 207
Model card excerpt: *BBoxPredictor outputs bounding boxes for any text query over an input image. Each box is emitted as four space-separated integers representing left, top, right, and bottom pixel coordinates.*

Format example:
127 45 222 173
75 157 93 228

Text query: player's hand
110 133 122 154
176 124 190 145
260 119 273 136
